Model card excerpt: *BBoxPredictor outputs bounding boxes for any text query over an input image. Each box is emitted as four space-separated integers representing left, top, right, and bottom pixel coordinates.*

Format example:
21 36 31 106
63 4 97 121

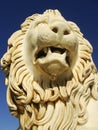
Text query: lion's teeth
47 47 52 55
62 52 66 58
44 48 48 53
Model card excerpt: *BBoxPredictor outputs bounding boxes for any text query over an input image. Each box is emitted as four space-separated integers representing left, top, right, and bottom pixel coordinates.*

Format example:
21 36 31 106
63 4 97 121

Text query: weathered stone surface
1 9 98 130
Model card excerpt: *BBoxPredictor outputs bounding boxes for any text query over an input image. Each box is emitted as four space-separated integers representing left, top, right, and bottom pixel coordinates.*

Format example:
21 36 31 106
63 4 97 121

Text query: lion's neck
20 82 90 130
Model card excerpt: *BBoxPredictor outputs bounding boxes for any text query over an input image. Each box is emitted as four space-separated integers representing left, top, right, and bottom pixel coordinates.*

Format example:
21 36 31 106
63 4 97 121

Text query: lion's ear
0 38 13 75
0 52 11 74
0 30 21 75
68 21 83 36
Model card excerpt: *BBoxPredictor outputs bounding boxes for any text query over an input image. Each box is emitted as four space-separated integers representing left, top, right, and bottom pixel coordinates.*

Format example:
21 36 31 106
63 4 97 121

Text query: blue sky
0 0 98 130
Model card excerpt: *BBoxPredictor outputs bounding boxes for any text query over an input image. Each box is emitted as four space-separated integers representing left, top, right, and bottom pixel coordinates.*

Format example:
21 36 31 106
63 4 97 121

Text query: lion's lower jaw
19 100 84 130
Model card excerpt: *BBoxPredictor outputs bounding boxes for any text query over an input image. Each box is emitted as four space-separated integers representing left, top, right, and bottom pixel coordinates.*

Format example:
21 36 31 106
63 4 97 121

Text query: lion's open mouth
36 46 70 66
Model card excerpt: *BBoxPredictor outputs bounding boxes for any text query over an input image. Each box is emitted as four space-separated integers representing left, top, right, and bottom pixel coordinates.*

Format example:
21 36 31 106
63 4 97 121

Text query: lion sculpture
1 9 98 130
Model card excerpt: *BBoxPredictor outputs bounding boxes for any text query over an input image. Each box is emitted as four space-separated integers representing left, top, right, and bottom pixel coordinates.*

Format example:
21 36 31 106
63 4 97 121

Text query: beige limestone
1 9 98 130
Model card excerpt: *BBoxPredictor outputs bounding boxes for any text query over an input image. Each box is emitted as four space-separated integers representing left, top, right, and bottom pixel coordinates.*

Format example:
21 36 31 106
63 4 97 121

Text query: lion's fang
43 48 48 53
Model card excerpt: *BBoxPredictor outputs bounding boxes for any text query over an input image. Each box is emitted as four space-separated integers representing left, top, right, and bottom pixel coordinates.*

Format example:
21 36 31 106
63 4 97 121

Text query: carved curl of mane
1 10 98 130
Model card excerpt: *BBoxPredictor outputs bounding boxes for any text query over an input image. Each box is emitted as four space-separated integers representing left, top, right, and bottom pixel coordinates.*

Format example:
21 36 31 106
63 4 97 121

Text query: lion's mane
1 10 98 130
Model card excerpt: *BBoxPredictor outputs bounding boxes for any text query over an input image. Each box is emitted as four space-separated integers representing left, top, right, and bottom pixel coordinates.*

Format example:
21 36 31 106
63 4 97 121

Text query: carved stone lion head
1 9 98 130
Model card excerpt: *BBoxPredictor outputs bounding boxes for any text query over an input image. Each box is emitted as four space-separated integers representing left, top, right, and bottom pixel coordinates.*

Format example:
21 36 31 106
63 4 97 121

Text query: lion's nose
51 22 71 36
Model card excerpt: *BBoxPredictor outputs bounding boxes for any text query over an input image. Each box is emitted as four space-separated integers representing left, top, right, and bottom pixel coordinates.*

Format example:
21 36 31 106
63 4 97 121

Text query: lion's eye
52 27 58 33
51 27 70 35
64 30 70 35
